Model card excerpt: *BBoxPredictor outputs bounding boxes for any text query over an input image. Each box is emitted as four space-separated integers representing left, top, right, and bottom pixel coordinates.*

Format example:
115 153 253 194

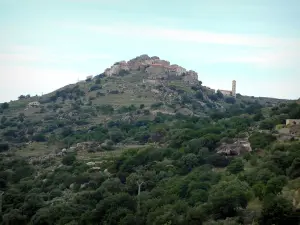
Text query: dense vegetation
0 72 299 225
0 98 300 225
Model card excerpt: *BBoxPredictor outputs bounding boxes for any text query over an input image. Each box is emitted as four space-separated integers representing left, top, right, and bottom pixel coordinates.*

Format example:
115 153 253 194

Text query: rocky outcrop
217 139 252 156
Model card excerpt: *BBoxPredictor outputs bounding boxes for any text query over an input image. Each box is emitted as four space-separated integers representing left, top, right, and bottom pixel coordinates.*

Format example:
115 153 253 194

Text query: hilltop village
101 54 236 98
103 54 199 85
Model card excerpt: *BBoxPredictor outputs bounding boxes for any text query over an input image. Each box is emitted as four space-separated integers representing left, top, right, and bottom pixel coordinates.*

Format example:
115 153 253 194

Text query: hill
0 54 299 225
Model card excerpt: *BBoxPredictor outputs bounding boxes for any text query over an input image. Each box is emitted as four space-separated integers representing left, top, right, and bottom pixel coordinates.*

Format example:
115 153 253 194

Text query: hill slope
0 54 299 225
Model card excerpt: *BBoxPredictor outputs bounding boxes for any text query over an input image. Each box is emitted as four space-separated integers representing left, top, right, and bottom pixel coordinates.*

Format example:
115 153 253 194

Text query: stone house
286 119 300 126
219 89 233 96
28 101 41 107
183 70 198 84
145 64 167 75
167 65 186 76
104 62 128 76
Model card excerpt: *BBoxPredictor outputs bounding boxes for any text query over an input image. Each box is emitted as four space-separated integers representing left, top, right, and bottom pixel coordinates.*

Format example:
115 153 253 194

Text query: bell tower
232 80 236 97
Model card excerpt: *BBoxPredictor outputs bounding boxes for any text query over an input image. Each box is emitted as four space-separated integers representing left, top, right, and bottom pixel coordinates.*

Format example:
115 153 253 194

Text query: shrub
249 132 276 149
195 91 204 100
1 102 9 109
208 94 218 101
0 143 9 152
62 154 76 166
89 85 102 92
225 97 236 104
32 134 47 142
151 102 163 109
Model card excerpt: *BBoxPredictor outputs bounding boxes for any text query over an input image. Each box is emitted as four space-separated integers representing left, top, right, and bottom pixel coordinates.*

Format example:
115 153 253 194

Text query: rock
91 167 101 170
217 138 252 156
86 162 96 166
80 183 88 189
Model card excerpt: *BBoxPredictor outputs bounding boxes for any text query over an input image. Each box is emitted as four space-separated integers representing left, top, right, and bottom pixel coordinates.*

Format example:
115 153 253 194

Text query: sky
0 0 299 102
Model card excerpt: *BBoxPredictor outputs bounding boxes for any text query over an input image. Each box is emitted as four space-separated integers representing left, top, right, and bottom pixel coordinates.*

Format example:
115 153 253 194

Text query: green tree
209 180 252 219
1 102 9 109
264 176 288 195
260 196 298 225
195 91 204 100
216 90 224 99
287 158 300 179
62 154 76 166
227 158 244 174
225 97 236 104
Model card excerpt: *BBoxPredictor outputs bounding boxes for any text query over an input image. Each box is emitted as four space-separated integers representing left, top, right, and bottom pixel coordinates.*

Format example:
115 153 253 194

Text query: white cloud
82 23 300 48
0 45 113 63
63 22 300 68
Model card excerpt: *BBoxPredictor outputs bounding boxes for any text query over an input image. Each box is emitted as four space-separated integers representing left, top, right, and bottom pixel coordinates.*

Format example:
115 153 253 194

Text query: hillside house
28 101 40 107
167 65 186 76
219 90 232 96
286 119 300 126
183 70 198 84
145 64 166 75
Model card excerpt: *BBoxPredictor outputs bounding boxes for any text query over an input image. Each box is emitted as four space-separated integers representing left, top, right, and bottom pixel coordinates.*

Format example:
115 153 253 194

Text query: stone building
286 119 300 126
28 101 41 107
217 80 237 97
219 90 233 96
145 64 166 75
102 54 199 84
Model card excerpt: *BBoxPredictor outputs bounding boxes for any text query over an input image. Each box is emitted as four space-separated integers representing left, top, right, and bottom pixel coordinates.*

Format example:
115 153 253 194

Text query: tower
232 80 236 97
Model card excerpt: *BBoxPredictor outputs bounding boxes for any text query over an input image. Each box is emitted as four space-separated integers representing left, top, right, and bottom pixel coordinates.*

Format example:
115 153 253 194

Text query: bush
62 154 76 166
151 102 163 109
249 132 276 149
95 79 101 84
216 90 224 99
118 69 130 76
225 97 236 104
89 85 102 92
1 102 9 109
0 143 9 152
195 91 204 100
208 94 218 101
32 134 47 142
227 158 244 174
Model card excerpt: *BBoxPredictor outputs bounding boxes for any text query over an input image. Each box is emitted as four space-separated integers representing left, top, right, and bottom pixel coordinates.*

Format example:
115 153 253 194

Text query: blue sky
0 0 299 102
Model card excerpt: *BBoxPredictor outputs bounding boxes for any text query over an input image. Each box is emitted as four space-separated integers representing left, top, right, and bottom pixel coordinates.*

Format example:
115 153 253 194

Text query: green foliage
195 91 204 100
151 102 163 109
225 97 236 104
0 142 9 152
96 104 114 115
208 94 218 101
0 86 297 224
89 84 102 92
32 134 47 142
1 102 9 109
287 158 300 179
227 158 244 174
260 196 299 225
208 180 252 219
62 154 76 166
264 175 287 195
249 132 276 149
216 90 224 99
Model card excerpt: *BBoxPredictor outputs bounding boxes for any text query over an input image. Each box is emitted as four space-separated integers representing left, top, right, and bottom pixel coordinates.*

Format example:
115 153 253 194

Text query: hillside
0 55 299 225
